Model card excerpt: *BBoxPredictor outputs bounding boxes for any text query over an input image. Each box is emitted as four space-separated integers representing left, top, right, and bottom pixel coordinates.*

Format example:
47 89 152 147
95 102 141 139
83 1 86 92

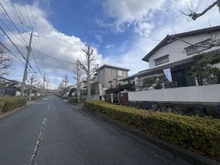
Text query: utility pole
43 73 46 89
47 80 49 95
21 32 33 96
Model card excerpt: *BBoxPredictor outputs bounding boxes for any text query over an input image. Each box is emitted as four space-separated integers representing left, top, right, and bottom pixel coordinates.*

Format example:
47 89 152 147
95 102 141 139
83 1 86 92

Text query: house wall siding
148 31 220 69
97 67 129 89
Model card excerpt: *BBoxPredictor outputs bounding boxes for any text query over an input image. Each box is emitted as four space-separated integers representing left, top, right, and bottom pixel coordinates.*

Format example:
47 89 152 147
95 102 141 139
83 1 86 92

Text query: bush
69 97 78 104
0 97 27 113
84 100 220 161
61 96 68 100
31 96 43 100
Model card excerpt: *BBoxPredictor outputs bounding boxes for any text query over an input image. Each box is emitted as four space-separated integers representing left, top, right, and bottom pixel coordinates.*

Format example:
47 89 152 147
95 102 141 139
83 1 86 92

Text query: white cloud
103 0 164 34
0 0 102 89
1 0 220 88
104 44 113 49
94 34 103 43
102 0 220 76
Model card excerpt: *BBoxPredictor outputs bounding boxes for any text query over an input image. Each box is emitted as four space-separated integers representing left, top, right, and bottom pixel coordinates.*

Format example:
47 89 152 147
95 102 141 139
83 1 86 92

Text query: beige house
94 64 129 96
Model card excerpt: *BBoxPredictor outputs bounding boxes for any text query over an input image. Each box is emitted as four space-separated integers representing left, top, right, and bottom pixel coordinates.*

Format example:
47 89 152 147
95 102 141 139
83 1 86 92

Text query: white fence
128 84 220 103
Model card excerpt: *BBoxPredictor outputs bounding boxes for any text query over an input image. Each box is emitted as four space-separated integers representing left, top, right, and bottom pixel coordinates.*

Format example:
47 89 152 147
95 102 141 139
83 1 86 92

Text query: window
185 39 211 56
154 55 169 66
118 70 123 76
108 68 112 74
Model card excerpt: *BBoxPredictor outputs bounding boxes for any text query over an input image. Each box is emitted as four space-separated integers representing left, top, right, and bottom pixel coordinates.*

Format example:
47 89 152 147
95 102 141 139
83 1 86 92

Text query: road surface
0 96 190 165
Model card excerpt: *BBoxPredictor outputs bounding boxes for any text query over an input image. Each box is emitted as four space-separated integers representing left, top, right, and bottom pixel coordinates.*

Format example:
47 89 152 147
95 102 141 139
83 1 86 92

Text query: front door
172 69 187 87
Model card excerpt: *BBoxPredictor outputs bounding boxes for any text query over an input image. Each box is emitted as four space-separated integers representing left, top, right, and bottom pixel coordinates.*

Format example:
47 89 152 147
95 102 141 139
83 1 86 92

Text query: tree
0 45 11 76
78 46 98 99
190 53 220 85
27 76 37 100
180 1 220 21
63 74 69 97
73 60 83 102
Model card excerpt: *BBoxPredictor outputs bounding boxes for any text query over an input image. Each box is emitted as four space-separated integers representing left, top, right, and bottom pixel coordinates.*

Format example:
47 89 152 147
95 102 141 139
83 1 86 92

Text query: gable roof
122 48 220 82
142 25 220 62
120 57 195 82
97 64 130 71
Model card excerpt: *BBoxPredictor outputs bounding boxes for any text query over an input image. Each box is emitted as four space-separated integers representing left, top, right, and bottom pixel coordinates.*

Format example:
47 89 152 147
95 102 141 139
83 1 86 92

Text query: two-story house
121 26 220 88
94 64 129 96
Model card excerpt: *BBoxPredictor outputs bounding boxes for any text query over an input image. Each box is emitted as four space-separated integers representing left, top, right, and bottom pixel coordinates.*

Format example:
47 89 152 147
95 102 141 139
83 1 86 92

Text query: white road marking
30 118 47 165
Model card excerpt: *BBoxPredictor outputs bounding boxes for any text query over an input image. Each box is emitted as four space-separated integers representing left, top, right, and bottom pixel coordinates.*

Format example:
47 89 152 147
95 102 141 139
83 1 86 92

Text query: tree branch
188 1 217 20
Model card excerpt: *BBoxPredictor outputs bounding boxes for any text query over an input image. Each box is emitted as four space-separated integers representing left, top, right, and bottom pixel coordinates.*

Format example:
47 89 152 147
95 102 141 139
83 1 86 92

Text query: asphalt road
0 96 190 165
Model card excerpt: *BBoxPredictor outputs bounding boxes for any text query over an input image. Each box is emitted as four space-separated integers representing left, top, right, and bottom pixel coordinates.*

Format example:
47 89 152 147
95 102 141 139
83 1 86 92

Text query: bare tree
63 74 69 97
179 1 220 20
27 76 37 100
0 46 11 77
78 46 98 99
73 60 83 102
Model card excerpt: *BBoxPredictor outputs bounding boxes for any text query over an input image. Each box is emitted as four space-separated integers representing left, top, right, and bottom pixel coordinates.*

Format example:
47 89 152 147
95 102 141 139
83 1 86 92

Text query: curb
0 97 45 119
80 106 220 165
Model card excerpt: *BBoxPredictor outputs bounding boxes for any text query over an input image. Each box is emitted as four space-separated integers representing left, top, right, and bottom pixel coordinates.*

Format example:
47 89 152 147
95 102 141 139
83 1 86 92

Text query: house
94 64 130 96
121 26 220 88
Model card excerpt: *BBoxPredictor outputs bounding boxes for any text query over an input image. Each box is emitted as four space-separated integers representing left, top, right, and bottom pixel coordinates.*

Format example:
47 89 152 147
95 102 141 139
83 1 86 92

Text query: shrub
69 97 78 104
84 100 220 161
0 97 27 113
61 96 68 100
31 96 43 100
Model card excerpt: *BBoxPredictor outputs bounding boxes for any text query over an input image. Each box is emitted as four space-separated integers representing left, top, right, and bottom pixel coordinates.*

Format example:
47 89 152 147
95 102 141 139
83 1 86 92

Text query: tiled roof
142 26 220 62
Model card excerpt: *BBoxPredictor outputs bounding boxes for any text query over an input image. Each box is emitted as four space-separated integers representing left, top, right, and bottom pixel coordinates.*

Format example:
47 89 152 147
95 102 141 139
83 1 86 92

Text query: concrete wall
16 91 21 96
148 31 220 69
128 84 220 103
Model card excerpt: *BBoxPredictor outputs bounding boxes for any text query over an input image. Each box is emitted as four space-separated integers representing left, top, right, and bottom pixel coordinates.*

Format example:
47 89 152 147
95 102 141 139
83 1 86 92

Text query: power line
0 42 25 65
32 48 75 65
0 26 26 60
0 42 42 85
32 50 44 77
0 27 43 85
24 4 45 79
0 17 26 47
0 2 27 45
13 3 28 36
21 0 34 30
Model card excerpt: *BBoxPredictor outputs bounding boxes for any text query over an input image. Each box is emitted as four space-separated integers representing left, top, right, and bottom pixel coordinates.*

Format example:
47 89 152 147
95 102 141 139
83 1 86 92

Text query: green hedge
31 96 43 100
61 96 68 100
69 97 78 104
0 97 27 113
84 100 220 161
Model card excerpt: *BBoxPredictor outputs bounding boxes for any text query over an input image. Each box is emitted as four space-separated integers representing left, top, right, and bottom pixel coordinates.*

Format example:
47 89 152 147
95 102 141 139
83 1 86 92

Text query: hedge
0 97 27 113
31 96 44 101
84 100 220 161
61 96 68 100
69 97 78 104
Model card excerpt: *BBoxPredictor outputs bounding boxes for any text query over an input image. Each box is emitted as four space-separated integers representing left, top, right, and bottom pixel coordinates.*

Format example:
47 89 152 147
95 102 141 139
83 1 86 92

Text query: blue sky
47 0 136 56
1 0 220 88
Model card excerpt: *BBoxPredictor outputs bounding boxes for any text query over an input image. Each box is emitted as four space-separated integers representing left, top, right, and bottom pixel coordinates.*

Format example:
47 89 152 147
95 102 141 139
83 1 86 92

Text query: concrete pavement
0 96 190 165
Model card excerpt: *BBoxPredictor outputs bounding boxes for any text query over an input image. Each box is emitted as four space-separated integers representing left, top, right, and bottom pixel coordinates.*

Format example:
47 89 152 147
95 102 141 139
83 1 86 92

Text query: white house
126 26 220 103
121 26 220 88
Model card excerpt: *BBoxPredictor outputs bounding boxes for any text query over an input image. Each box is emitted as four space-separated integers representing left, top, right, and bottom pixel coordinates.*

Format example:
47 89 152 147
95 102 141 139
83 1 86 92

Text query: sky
0 0 220 89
